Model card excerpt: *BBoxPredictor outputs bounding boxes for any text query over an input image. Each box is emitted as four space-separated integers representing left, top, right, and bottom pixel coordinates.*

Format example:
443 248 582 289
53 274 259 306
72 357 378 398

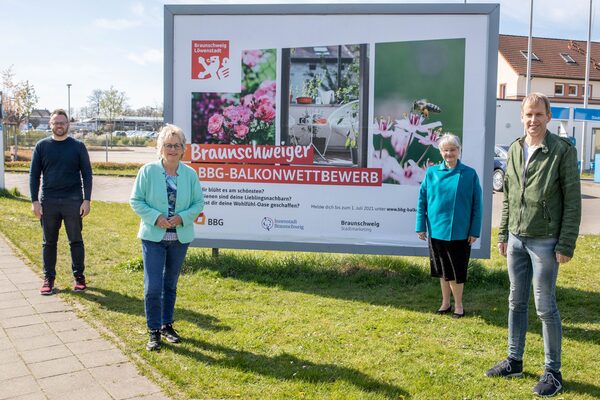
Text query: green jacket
499 131 581 257
130 160 204 243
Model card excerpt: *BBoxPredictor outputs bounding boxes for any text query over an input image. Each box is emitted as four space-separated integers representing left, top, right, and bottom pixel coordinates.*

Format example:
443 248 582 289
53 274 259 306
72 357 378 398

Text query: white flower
390 160 426 186
372 149 402 182
395 112 442 135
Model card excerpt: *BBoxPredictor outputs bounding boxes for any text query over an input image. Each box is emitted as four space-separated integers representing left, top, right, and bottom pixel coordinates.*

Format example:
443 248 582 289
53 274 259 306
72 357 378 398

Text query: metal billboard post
0 90 4 190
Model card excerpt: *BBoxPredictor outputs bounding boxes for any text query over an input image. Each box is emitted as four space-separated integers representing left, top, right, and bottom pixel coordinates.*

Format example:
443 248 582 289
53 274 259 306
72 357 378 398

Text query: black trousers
41 199 85 279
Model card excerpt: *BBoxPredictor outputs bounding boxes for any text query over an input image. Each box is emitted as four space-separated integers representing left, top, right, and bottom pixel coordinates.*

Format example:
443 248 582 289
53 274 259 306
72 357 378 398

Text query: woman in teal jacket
130 124 204 351
416 134 481 318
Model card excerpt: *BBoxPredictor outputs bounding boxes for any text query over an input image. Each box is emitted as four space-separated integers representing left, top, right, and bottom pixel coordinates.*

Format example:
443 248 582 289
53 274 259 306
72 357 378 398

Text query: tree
30 117 41 130
1 66 38 159
1 67 38 130
98 86 127 132
87 89 103 118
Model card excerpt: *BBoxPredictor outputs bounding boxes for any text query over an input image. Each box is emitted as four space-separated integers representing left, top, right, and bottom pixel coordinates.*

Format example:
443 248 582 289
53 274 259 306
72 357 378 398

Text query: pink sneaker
73 275 87 292
40 277 55 295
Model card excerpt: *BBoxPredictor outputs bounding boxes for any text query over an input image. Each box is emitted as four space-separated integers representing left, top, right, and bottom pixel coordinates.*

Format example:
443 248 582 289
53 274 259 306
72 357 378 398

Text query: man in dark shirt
29 109 93 295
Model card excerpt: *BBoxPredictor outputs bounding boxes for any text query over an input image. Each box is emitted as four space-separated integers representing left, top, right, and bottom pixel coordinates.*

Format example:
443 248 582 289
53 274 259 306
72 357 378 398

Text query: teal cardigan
130 160 204 243
415 160 482 241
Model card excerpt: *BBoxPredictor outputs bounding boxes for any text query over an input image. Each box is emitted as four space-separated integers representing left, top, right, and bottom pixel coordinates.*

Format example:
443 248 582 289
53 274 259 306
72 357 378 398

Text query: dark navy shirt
29 136 93 202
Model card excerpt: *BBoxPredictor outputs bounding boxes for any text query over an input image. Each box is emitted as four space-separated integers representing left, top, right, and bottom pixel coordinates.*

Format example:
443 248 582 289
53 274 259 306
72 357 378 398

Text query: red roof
499 34 600 81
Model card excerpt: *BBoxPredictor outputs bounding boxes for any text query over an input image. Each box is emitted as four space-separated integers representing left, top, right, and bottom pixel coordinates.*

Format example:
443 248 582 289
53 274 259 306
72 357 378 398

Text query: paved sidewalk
0 236 170 400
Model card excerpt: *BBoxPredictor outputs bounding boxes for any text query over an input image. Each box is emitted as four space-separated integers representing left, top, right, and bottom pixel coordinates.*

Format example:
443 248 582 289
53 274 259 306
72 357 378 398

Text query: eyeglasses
163 143 184 150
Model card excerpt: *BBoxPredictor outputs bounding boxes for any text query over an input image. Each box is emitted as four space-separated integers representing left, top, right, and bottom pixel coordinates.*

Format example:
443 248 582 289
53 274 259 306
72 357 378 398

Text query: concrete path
0 235 169 400
5 173 135 204
87 148 157 164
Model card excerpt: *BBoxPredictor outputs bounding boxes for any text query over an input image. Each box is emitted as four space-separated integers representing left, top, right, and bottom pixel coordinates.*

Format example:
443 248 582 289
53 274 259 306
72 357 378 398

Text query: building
27 109 51 130
77 116 163 132
496 34 600 169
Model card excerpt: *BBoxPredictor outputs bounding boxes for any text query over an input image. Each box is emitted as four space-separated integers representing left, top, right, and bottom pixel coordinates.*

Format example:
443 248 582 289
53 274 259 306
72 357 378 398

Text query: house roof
30 109 51 118
499 34 600 81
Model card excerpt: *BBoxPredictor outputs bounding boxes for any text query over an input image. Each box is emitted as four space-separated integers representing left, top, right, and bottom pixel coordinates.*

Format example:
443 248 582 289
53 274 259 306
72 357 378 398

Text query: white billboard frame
164 3 499 258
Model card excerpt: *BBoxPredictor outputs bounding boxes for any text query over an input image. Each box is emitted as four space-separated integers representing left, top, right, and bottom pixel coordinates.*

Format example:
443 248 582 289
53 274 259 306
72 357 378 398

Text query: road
87 147 157 163
4 172 600 234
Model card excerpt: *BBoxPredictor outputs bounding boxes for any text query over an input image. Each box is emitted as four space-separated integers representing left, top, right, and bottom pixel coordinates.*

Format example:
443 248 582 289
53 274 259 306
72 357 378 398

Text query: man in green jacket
485 93 581 398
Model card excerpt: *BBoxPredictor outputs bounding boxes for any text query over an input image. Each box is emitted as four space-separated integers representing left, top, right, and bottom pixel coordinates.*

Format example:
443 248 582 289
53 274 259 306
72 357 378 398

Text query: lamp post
525 0 534 96
67 83 72 120
581 0 593 173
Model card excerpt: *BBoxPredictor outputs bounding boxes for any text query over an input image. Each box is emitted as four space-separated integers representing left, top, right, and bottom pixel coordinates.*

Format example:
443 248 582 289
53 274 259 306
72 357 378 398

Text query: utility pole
525 0 534 96
581 0 593 173
67 83 72 120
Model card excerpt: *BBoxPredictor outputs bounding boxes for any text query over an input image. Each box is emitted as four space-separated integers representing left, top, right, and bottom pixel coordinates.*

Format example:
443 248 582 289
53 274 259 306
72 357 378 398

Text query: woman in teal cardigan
130 124 204 351
416 134 482 318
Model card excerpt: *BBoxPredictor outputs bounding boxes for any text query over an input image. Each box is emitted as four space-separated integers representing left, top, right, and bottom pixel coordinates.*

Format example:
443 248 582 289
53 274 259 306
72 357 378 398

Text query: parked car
493 144 509 192
114 130 127 137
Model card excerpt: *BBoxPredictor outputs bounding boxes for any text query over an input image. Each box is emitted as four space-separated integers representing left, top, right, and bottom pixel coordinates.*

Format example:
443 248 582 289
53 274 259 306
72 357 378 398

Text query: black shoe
485 358 523 378
160 323 181 343
533 370 563 397
146 329 161 351
452 311 465 319
436 305 452 315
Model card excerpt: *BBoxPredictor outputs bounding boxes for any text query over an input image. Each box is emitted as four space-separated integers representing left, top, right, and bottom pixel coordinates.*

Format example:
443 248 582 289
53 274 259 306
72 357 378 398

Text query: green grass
0 190 598 399
5 161 142 176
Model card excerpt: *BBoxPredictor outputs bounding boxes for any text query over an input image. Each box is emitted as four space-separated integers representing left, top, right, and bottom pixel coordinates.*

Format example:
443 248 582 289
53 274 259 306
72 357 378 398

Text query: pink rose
254 95 272 107
224 105 253 125
255 103 275 122
207 113 224 134
241 94 255 107
234 124 249 139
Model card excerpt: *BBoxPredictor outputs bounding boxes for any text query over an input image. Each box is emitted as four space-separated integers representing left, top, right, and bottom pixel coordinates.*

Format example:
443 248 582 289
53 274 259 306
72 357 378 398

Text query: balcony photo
281 44 368 167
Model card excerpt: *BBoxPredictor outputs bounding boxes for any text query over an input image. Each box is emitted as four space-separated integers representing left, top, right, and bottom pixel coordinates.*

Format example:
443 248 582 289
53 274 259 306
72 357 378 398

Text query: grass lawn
0 191 598 399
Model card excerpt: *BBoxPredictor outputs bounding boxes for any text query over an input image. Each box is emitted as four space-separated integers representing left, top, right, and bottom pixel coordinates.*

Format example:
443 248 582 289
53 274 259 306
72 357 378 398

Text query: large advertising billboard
165 4 499 257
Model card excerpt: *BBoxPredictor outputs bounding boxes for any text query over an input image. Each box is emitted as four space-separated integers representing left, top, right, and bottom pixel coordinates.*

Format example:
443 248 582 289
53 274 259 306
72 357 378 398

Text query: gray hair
156 124 186 158
521 92 551 116
437 133 462 152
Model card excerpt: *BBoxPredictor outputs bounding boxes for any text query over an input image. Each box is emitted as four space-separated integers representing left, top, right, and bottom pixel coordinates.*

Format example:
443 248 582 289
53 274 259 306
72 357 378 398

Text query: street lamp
67 83 72 120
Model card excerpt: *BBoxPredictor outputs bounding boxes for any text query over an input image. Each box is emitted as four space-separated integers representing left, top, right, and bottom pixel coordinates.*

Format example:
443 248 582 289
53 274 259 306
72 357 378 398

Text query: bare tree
87 89 103 115
30 117 41 130
99 86 127 132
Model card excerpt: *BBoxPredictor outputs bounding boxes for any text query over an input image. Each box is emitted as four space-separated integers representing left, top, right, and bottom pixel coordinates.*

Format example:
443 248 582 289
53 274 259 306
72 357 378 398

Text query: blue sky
1 0 598 114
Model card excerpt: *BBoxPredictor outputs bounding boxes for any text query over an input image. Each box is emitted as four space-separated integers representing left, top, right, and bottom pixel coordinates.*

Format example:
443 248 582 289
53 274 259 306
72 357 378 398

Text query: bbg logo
194 213 223 226
207 218 224 226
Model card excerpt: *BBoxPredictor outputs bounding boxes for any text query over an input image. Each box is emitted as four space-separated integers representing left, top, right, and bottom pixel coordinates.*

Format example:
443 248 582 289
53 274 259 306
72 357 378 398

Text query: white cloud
94 18 142 30
127 49 163 66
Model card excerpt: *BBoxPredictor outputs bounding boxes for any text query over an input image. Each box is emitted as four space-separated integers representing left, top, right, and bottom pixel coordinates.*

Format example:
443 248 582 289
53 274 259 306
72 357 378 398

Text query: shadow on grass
80 287 231 333
0 188 29 201
168 337 409 399
177 252 600 345
564 379 600 398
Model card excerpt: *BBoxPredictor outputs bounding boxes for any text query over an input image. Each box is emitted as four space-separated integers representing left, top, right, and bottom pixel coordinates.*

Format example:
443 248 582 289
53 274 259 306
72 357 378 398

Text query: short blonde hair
521 92 551 116
438 133 461 152
156 124 186 157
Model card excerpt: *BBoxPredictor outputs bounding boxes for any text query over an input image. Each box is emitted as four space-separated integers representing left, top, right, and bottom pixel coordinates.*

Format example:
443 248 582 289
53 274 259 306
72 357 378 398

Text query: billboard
164 4 499 257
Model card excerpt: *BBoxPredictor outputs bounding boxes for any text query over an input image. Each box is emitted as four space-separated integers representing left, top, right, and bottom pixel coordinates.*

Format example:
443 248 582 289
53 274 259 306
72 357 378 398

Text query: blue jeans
507 233 561 372
141 239 189 331
41 199 85 279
